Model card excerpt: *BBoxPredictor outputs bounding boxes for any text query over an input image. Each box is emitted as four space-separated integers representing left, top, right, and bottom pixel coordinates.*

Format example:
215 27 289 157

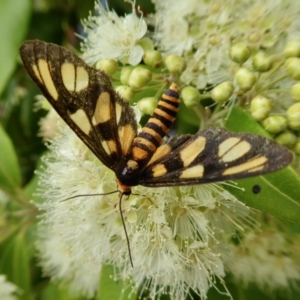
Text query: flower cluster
35 0 300 299
36 123 254 298
0 275 19 300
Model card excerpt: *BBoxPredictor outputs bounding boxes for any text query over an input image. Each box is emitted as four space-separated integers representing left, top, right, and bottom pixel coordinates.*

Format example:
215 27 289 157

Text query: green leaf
225 106 273 138
41 284 87 300
99 265 137 300
224 107 300 223
0 124 22 190
0 0 31 95
0 232 31 300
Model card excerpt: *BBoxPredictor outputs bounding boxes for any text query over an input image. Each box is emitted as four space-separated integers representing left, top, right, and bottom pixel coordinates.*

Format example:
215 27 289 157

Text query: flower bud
287 103 300 130
236 67 257 91
127 210 137 223
250 95 272 121
95 59 118 75
284 40 300 58
284 57 300 80
262 116 287 134
137 97 158 115
120 66 133 85
262 33 276 49
275 131 297 148
128 66 152 90
211 81 234 103
181 86 201 108
248 31 261 44
229 43 251 64
115 85 134 101
164 54 186 74
293 139 300 155
143 50 162 68
137 37 154 52
291 82 300 102
252 51 272 72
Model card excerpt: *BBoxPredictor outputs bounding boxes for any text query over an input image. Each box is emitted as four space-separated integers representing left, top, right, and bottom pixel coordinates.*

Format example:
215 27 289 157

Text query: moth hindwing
20 40 293 195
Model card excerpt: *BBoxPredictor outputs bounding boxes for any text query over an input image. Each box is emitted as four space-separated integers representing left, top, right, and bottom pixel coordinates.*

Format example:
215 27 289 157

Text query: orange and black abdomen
131 83 180 163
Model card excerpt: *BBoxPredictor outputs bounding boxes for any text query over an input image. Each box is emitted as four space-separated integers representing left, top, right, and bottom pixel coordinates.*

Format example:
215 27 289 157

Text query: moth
20 40 292 199
20 40 293 266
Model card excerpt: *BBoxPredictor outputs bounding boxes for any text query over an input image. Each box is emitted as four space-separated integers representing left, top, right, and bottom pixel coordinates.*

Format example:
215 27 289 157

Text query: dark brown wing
139 128 293 187
20 40 137 170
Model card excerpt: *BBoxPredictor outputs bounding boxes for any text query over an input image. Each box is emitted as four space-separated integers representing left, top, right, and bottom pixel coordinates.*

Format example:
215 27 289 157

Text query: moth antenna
119 193 134 268
60 190 119 202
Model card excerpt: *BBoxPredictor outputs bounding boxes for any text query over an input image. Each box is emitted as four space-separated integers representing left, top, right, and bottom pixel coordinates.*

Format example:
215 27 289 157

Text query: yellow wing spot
70 109 91 134
92 92 111 125
180 165 204 179
180 136 206 167
218 137 240 156
115 103 122 124
152 164 167 177
32 64 42 83
75 66 89 91
119 124 136 155
219 138 251 163
38 59 58 100
61 63 75 91
147 144 172 166
222 155 268 176
101 139 117 155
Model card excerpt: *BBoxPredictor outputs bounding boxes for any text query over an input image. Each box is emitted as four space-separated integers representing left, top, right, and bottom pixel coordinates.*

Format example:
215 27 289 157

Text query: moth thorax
117 159 141 186
127 160 139 171
121 159 139 178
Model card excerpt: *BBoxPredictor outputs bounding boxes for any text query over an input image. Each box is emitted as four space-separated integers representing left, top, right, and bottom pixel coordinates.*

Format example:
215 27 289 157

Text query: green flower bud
262 33 277 49
262 116 287 134
137 97 158 115
293 139 300 155
291 82 300 102
284 40 300 58
250 95 272 121
120 66 133 85
248 30 261 44
128 66 152 90
275 131 297 148
284 57 300 80
287 103 300 130
229 43 251 64
95 59 118 75
236 67 257 91
164 54 186 74
127 210 137 223
115 85 134 102
252 51 272 72
211 81 234 102
143 50 163 68
137 37 154 52
181 86 201 108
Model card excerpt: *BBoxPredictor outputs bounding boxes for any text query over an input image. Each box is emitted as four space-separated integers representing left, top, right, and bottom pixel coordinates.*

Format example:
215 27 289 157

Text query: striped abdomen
131 83 180 163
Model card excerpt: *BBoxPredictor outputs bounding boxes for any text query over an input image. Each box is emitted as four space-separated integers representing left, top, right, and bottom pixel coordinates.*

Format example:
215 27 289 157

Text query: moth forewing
20 39 293 193
20 40 137 170
138 128 293 187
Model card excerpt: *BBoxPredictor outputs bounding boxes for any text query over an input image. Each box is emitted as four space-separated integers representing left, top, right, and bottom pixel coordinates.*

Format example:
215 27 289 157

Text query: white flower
81 1 148 66
152 0 300 87
0 275 19 300
35 123 252 298
226 230 300 292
